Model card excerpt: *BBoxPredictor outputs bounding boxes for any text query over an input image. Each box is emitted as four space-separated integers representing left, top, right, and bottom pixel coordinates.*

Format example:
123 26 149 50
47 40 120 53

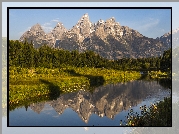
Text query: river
9 78 171 126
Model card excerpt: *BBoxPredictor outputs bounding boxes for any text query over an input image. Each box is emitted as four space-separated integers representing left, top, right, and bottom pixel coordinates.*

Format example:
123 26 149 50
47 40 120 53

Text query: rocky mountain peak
76 13 90 26
81 13 89 19
97 19 105 24
104 17 117 35
34 23 41 26
55 22 65 29
19 13 171 59
106 17 116 23
156 30 172 49
70 13 93 38
30 23 44 31
19 23 46 48
50 22 67 39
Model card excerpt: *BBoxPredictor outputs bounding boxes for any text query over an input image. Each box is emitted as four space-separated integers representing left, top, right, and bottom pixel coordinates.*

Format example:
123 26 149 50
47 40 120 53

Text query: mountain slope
19 13 171 59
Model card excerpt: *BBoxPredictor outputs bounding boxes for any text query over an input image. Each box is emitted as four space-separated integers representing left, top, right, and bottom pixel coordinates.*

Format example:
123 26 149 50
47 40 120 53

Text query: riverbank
9 66 141 110
148 70 171 79
124 97 171 126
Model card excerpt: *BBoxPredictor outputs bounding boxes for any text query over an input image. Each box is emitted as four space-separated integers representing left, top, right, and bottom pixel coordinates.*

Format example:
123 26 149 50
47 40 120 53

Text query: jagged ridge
19 13 171 59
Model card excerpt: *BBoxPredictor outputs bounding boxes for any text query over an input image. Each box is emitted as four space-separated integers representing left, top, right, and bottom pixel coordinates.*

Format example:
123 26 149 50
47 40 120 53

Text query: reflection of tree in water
26 80 170 123
138 74 171 89
158 78 171 89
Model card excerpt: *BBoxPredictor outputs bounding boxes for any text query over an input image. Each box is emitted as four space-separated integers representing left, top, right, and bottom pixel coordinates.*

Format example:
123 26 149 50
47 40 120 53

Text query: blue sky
9 8 171 40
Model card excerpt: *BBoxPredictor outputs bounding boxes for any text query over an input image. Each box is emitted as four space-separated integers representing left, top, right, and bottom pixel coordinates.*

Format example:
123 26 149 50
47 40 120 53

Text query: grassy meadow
9 66 141 110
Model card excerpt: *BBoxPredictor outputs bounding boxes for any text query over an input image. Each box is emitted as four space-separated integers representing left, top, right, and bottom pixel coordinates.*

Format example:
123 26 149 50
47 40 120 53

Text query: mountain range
19 13 171 59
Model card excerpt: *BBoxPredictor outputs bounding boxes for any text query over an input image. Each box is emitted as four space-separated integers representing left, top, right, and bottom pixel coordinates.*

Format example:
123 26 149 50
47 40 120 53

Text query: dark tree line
9 40 171 72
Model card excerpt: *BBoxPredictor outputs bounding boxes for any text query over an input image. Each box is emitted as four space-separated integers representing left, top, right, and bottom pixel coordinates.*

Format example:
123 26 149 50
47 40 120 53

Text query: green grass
148 70 170 79
9 66 141 110
9 66 141 81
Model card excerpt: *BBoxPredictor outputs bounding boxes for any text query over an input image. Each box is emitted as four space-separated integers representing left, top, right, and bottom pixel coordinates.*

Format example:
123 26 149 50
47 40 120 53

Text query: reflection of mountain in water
28 80 170 123
30 102 45 114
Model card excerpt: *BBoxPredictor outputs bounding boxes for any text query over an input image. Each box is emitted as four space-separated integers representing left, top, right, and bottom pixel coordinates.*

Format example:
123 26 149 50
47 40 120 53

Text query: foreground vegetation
121 97 171 126
9 66 141 110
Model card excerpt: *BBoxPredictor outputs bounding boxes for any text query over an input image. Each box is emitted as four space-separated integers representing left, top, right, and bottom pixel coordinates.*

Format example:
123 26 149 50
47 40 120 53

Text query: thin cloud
43 22 51 26
41 25 53 33
51 18 60 22
42 22 54 33
137 18 160 31
41 18 61 33
19 18 60 36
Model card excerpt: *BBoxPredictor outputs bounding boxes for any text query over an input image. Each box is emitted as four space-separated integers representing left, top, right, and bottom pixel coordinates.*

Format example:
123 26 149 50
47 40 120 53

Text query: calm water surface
9 79 171 126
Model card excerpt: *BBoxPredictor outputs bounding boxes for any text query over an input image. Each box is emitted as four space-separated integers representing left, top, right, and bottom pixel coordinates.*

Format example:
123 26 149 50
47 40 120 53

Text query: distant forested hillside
9 39 171 72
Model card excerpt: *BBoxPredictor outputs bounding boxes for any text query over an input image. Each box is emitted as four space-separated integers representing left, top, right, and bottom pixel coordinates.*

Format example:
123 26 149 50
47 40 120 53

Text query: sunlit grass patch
9 66 142 110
